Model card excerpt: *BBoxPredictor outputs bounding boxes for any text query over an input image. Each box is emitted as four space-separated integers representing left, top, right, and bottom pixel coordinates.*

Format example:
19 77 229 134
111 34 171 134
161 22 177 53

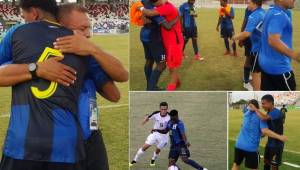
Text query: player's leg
221 28 231 55
250 52 261 91
168 145 180 168
192 27 204 61
150 135 169 165
276 71 296 91
85 130 109 170
183 27 190 57
142 42 154 89
230 30 238 57
268 147 283 170
150 148 161 166
243 39 253 91
148 41 166 91
166 44 183 91
180 147 206 170
232 148 246 170
264 147 271 170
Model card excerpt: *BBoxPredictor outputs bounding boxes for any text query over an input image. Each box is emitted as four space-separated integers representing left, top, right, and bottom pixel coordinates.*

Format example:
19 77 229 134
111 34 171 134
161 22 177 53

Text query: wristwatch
28 63 38 80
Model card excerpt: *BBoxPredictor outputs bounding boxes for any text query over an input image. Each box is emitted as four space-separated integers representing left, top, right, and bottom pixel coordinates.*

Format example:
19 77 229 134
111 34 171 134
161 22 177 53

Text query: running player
232 99 287 170
130 102 170 167
239 7 253 91
216 0 238 57
179 0 204 60
259 0 300 91
154 110 207 170
233 0 265 91
252 95 286 170
139 0 179 91
139 0 184 91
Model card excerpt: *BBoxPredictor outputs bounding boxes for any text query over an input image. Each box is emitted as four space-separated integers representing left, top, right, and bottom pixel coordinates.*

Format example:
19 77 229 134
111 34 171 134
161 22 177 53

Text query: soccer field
129 92 227 170
130 8 300 91
228 109 300 170
0 34 129 169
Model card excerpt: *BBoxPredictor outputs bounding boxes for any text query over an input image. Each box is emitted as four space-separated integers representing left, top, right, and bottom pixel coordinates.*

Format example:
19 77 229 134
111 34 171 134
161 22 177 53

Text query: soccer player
251 95 286 170
130 102 170 167
259 0 300 91
216 0 238 57
232 99 287 170
239 7 253 91
139 0 184 91
280 105 287 124
179 0 204 61
233 0 265 91
154 110 207 170
139 0 179 91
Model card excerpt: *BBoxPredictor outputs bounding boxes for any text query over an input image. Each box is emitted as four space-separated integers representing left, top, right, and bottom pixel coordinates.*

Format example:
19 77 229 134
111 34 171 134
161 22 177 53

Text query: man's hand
291 51 300 62
216 26 219 32
238 40 244 47
279 135 288 142
248 103 258 112
54 32 96 56
37 57 77 86
186 142 191 147
142 15 152 24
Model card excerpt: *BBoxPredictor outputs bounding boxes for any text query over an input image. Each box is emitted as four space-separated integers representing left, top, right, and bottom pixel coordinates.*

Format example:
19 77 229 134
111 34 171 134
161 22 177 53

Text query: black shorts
169 144 190 161
264 146 283 167
85 130 109 170
221 27 234 38
142 41 166 63
249 52 261 73
234 148 260 169
244 38 252 57
183 27 198 39
0 155 85 170
261 70 296 91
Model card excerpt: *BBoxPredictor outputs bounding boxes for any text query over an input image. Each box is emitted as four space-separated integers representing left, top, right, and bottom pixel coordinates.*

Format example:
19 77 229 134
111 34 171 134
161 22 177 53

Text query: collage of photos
0 0 299 170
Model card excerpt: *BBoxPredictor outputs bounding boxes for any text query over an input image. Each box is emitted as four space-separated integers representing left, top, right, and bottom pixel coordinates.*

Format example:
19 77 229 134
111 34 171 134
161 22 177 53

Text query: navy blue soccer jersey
167 120 186 146
266 108 284 148
0 21 98 163
179 2 197 28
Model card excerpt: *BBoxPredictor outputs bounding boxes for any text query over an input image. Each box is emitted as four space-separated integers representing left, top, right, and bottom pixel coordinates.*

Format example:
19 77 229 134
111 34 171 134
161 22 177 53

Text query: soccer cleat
150 159 156 166
223 51 231 55
129 160 136 167
243 82 253 91
166 84 177 91
194 53 204 61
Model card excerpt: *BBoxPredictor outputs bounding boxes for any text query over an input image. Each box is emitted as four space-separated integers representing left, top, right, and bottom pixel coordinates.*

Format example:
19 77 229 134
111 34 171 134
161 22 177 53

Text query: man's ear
31 7 39 20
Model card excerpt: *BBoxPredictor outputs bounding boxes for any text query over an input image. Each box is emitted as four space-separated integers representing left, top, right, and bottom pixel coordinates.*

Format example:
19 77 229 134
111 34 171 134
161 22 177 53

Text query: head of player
274 0 295 9
169 109 179 123
188 0 196 5
261 94 275 112
160 101 169 116
20 0 58 23
220 0 228 7
248 99 260 111
248 0 263 11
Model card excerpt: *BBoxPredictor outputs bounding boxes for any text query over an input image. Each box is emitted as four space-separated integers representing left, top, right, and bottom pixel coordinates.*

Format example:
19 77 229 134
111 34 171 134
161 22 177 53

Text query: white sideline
0 104 129 118
260 155 300 168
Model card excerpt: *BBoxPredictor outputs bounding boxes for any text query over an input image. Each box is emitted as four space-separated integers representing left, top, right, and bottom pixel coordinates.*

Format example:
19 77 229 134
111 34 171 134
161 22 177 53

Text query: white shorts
145 132 169 149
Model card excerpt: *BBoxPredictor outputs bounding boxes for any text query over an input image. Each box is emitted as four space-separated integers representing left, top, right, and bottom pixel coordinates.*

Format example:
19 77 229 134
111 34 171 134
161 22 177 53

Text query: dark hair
222 0 228 3
160 102 168 107
58 3 88 21
250 0 263 6
261 94 274 105
249 99 259 109
20 0 58 17
169 110 178 116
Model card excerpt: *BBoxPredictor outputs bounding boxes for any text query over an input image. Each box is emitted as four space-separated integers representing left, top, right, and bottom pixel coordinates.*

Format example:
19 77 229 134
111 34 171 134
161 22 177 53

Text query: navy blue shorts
221 27 234 38
169 144 190 161
183 27 198 39
142 41 166 63
244 38 252 57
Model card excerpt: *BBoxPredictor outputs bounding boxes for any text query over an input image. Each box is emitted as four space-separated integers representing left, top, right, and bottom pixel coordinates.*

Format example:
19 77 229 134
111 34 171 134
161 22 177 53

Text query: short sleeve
0 25 20 65
148 111 158 120
178 122 185 134
268 13 287 35
269 109 281 120
245 14 259 33
260 120 268 129
87 57 111 89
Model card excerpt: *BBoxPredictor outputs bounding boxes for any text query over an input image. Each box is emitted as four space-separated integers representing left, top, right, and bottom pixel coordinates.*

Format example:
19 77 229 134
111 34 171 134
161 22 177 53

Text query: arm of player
232 31 250 41
268 34 300 62
141 116 150 126
261 128 288 142
216 16 221 32
140 8 160 17
160 15 179 30
97 81 120 102
152 128 169 134
248 103 271 121
0 58 77 87
181 133 191 147
54 33 129 82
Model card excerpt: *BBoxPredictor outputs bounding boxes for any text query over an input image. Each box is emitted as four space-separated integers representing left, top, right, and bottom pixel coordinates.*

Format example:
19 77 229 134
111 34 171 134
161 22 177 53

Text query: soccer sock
185 159 204 170
144 65 152 88
244 66 251 83
264 164 271 170
151 152 159 160
224 38 230 51
232 41 237 52
192 39 199 55
133 148 144 162
148 69 162 90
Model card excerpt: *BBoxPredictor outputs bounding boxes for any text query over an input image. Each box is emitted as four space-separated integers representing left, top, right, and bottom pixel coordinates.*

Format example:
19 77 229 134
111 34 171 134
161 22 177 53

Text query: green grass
129 92 227 170
130 8 300 91
229 109 300 170
0 34 129 170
